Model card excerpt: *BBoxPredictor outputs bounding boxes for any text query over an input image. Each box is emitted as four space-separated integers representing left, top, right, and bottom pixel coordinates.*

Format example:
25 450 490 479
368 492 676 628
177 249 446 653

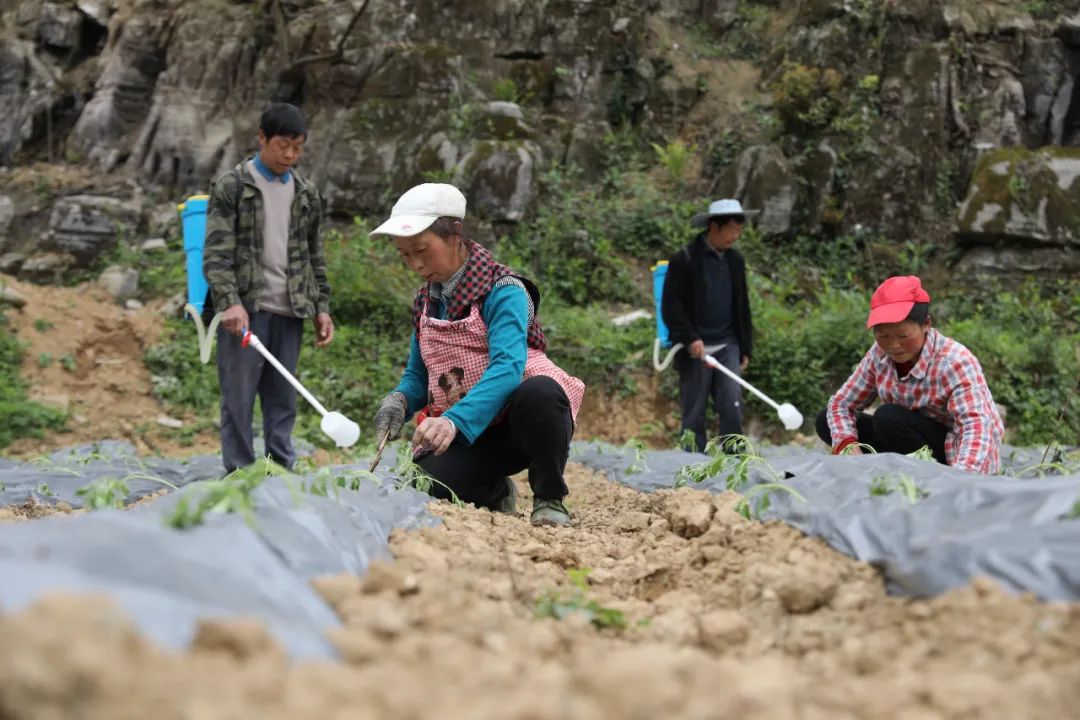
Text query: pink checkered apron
418 300 585 422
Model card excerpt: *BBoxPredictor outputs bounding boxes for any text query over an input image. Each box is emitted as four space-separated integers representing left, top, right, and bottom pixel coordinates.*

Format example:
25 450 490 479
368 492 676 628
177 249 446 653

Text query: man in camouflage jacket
203 102 334 472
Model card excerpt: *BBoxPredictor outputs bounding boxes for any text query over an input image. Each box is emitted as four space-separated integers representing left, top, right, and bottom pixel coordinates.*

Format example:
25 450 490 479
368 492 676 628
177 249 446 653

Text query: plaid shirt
826 328 1004 474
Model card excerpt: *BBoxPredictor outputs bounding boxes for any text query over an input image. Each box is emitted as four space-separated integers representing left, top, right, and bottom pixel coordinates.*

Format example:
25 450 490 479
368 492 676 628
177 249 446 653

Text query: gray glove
374 392 408 440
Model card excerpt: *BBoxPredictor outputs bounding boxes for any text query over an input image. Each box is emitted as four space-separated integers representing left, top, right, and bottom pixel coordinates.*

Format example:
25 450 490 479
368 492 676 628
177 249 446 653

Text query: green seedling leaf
623 438 649 475
76 477 130 510
676 428 697 452
534 568 627 630
906 445 935 462
869 473 928 504
869 475 893 496
840 442 877 456
165 456 287 529
392 442 464 507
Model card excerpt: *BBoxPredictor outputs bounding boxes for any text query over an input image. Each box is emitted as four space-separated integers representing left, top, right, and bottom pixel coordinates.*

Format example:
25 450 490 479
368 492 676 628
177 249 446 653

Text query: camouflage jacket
202 160 330 318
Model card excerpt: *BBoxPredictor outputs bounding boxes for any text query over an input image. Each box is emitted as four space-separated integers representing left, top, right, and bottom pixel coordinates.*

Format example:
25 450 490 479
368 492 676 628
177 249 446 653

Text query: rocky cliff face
2 0 1080 281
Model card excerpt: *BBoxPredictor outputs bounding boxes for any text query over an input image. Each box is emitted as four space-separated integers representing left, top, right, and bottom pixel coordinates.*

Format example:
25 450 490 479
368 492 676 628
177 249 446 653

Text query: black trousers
815 403 948 464
676 343 743 453
216 311 304 473
418 376 573 509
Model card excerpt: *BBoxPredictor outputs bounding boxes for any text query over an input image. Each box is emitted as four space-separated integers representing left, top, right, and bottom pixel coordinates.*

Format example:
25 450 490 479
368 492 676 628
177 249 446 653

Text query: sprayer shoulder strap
232 167 243 231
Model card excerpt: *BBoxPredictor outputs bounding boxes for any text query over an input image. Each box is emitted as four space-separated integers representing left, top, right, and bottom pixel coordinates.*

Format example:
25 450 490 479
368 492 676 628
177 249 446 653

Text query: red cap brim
866 301 915 328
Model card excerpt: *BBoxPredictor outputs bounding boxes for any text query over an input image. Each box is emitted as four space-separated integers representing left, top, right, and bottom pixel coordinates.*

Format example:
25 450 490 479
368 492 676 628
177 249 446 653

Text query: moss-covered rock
719 144 797 237
944 0 1035 36
955 146 1080 248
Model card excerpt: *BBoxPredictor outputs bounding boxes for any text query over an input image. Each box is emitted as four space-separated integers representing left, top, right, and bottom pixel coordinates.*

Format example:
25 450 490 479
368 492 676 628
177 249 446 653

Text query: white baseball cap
370 183 467 237
691 198 759 227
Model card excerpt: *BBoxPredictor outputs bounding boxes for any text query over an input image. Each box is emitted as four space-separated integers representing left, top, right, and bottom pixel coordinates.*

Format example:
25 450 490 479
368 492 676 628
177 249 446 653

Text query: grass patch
0 316 67 449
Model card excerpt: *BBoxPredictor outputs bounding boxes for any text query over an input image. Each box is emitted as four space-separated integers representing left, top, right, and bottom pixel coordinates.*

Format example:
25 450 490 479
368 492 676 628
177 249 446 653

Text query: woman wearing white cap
371 184 585 526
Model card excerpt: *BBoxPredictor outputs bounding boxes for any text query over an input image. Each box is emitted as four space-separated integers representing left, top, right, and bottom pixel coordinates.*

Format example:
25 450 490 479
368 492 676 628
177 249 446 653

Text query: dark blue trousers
216 311 303 473
676 343 744 453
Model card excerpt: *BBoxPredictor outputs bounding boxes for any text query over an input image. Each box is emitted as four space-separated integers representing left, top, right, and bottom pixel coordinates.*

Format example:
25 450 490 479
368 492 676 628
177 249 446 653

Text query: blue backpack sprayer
650 260 804 431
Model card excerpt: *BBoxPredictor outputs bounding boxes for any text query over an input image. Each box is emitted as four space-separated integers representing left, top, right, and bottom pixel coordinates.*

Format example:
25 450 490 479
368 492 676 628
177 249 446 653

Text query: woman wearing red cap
816 275 1004 474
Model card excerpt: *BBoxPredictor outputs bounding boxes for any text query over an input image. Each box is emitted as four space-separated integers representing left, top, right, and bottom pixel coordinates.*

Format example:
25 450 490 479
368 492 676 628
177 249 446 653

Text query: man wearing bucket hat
370 183 585 527
202 102 334 473
661 199 756 452
816 275 1004 474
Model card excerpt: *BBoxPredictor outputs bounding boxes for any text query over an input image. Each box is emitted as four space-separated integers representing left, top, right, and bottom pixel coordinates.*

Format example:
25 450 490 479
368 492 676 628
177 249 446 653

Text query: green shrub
744 278 868 422
0 318 67 448
939 282 1080 445
542 302 655 394
499 167 700 306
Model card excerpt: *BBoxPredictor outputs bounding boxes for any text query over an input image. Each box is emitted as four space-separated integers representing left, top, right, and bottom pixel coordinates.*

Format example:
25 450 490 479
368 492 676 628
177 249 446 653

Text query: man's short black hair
905 302 931 325
709 214 746 230
260 103 307 140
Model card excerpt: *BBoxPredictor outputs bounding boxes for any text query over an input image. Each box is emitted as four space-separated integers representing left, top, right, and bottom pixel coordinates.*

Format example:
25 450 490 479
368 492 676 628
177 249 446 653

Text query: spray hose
183 304 223 364
653 337 683 371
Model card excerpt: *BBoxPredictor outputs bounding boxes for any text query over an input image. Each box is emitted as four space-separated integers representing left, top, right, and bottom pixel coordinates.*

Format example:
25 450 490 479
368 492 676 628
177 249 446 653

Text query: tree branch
286 0 372 71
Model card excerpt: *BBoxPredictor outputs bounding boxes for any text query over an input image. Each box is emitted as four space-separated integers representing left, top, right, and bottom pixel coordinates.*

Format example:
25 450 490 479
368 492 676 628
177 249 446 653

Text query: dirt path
1 274 219 458
2 465 1078 719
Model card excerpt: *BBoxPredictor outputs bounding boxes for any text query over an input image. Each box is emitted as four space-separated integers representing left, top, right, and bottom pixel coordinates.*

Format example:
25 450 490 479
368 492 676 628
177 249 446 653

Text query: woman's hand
374 392 407 440
412 416 457 457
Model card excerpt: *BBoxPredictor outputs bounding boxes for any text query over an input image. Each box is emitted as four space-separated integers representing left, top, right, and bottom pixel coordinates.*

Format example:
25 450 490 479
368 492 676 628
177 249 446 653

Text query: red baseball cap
866 276 931 328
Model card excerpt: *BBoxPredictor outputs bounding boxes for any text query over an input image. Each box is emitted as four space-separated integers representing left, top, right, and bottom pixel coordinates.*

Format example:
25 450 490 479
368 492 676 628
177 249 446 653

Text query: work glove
374 392 408 440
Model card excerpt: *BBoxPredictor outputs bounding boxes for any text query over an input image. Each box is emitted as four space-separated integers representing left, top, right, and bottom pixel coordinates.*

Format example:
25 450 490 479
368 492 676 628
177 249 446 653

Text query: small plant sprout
37 483 55 497
37 352 53 368
299 467 338 499
734 482 807 520
677 428 697 452
392 442 464 507
675 434 776 491
868 473 929 504
534 568 627 630
895 474 930 504
624 438 649 475
33 319 55 332
76 477 131 510
1065 498 1080 520
59 354 77 372
165 457 287 529
674 435 806 521
840 442 877 456
906 445 936 462
869 475 893 496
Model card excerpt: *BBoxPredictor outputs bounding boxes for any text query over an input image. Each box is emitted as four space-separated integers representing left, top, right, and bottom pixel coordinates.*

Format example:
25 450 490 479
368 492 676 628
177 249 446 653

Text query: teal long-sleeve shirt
392 283 530 444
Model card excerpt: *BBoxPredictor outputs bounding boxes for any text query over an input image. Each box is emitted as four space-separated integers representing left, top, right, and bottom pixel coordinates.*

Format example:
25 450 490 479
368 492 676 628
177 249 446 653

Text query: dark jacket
203 160 330 318
660 234 753 358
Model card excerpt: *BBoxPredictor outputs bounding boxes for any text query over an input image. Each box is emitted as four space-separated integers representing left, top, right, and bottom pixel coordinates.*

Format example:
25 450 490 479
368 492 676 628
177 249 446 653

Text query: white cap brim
691 209 760 227
369 214 440 237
